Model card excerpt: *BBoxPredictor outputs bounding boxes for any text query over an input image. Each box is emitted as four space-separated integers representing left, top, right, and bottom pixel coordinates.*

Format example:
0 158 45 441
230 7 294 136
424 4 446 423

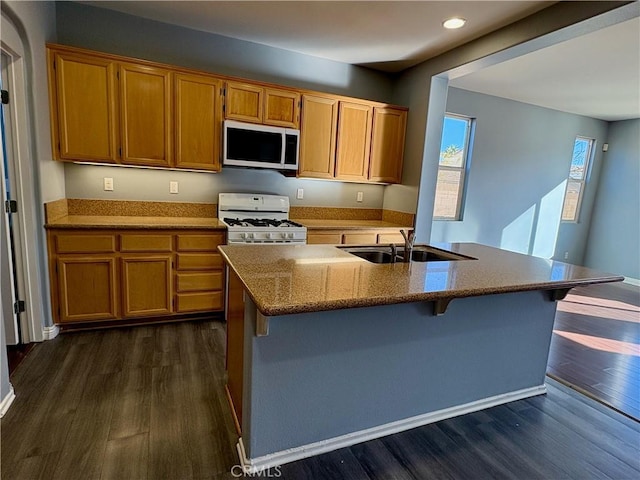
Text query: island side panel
242 290 556 459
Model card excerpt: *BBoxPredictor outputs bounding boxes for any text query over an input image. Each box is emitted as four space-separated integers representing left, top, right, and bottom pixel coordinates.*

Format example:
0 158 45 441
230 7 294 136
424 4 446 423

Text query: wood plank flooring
3 318 639 479
548 281 640 420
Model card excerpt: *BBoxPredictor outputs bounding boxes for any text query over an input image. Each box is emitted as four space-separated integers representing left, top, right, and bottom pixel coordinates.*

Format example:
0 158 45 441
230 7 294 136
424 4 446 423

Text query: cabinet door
369 107 407 183
175 73 222 171
225 82 263 123
120 63 172 167
335 102 372 182
57 257 118 323
298 95 338 179
342 233 377 245
121 255 172 317
53 52 118 163
306 232 343 244
264 88 300 128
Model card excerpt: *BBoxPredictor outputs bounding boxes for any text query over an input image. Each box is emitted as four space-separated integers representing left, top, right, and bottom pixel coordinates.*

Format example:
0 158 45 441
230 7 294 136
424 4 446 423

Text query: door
174 73 222 171
121 255 172 317
57 257 118 323
52 52 118 163
120 63 172 167
369 107 407 183
298 95 338 179
335 101 372 181
1 53 24 345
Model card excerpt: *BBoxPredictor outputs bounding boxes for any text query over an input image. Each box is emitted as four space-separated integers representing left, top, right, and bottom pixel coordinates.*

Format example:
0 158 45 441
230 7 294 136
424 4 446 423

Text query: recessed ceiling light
443 17 466 29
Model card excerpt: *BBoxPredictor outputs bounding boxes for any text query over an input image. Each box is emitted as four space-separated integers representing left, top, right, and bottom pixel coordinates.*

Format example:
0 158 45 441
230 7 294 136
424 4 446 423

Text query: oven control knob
267 233 274 239
287 232 294 239
248 233 254 239
240 233 247 239
281 232 287 239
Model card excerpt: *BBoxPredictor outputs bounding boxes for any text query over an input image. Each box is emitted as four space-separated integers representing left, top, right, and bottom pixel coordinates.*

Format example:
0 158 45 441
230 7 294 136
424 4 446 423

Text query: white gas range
218 193 307 244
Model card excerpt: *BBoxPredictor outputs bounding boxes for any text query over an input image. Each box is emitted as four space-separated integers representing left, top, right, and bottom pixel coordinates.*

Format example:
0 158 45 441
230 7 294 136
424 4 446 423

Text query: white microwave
223 120 299 171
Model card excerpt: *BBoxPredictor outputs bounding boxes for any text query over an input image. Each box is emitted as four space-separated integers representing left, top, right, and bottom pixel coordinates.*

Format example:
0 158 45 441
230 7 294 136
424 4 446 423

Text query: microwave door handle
281 130 286 167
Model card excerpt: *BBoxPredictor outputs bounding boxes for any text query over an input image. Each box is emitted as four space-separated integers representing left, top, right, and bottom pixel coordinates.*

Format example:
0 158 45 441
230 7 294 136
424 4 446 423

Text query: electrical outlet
103 177 113 191
296 188 304 199
356 191 364 202
170 181 179 194
564 252 569 260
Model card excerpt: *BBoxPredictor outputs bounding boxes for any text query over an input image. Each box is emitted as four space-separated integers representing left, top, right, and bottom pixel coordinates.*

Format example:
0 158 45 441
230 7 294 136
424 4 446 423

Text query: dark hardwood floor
548 281 640 420
2 317 639 479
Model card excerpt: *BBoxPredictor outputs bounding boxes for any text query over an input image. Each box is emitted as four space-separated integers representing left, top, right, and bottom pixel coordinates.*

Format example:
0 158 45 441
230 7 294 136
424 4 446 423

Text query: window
433 114 473 220
561 136 594 222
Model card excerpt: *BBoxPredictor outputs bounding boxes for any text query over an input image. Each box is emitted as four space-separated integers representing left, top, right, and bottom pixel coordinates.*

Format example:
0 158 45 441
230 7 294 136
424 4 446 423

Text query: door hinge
1 89 8 105
5 200 17 213
14 300 25 315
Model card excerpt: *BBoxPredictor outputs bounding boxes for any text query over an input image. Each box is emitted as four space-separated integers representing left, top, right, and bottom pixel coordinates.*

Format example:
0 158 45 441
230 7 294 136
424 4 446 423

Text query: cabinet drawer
121 234 172 252
176 234 224 252
56 234 116 253
176 291 223 313
176 272 223 292
377 233 405 244
307 233 343 245
176 253 222 270
342 233 377 245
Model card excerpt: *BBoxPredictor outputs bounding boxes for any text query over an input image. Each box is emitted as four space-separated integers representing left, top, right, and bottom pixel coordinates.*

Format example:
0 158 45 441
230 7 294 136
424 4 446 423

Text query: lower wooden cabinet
47 229 225 325
307 229 407 245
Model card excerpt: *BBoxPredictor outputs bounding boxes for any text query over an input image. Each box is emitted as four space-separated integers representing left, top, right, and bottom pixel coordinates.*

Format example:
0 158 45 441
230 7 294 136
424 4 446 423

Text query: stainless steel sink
338 245 475 264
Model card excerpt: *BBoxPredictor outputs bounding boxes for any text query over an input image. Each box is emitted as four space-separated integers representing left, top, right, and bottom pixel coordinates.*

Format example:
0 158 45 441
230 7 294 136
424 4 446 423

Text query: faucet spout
400 229 415 262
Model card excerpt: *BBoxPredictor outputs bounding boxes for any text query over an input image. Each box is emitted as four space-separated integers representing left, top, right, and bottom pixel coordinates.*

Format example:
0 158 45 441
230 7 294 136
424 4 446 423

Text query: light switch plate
296 188 304 199
170 181 179 194
103 177 113 191
356 191 363 202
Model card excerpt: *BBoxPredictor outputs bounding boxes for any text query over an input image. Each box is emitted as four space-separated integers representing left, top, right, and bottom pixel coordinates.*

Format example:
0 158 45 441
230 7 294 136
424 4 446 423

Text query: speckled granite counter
45 215 226 230
218 242 623 316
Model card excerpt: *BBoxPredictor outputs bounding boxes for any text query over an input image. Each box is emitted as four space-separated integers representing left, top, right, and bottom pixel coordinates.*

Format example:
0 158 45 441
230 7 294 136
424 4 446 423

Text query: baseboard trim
237 384 547 472
623 277 640 286
0 386 16 418
42 325 59 340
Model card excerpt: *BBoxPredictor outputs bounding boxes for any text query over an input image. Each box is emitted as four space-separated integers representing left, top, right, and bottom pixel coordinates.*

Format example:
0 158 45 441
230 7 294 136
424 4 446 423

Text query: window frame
561 136 594 223
433 113 474 221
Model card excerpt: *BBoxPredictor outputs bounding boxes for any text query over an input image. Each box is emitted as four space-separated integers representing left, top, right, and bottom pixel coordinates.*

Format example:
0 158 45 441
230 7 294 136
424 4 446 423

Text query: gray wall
584 119 640 279
431 88 609 263
56 2 394 209
385 1 638 239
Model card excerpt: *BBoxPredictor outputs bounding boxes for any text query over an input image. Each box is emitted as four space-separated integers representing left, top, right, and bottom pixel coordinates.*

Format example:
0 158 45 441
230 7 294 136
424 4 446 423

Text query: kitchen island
218 242 622 471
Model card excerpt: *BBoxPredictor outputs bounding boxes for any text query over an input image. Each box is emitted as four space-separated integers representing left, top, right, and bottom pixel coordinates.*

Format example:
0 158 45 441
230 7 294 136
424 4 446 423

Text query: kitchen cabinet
298 95 338 179
46 229 225 325
175 73 223 171
335 102 373 182
49 51 118 163
225 81 300 128
119 63 172 167
175 233 225 313
46 44 406 181
306 229 408 245
369 107 407 184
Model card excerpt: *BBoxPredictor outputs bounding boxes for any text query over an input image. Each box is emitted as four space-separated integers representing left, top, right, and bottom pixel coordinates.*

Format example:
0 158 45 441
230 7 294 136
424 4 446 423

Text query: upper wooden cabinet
119 63 172 167
175 73 223 171
298 95 338 179
299 98 406 184
335 102 373 182
46 44 406 183
225 81 300 128
50 51 118 163
369 107 407 184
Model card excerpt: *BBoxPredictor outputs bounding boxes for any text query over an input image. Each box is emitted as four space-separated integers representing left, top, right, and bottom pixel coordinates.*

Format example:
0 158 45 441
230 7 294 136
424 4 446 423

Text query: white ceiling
77 1 639 121
79 1 550 72
450 17 640 122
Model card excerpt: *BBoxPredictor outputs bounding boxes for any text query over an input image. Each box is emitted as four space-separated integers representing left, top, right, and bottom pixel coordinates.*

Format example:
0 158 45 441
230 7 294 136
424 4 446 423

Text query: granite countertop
294 219 411 230
218 242 623 316
45 215 227 230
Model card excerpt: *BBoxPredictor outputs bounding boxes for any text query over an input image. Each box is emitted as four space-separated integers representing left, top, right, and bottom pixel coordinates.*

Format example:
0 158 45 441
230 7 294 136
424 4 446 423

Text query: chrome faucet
389 243 397 263
400 229 415 262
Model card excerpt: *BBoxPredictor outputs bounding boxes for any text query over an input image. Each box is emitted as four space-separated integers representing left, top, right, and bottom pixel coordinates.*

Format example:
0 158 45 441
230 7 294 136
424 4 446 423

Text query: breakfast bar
218 243 623 471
